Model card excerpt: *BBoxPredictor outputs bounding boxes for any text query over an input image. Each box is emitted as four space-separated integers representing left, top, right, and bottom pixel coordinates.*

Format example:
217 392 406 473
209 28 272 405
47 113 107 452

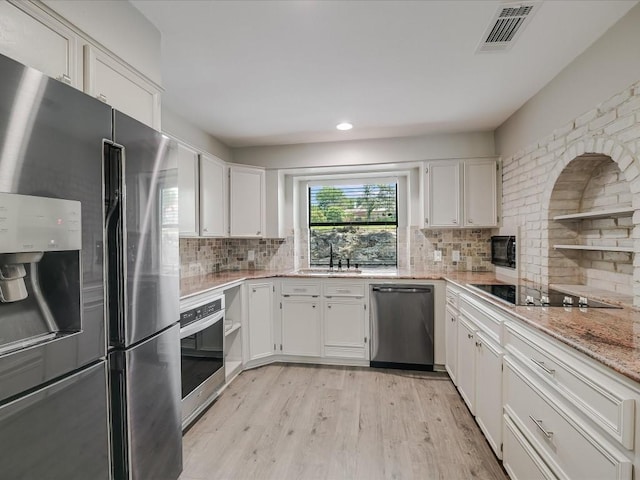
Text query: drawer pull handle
531 358 555 375
529 416 553 438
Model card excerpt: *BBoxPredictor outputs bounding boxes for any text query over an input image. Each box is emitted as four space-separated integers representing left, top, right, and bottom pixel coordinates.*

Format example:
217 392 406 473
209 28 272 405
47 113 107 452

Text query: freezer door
111 111 179 347
110 323 182 480
0 361 110 479
0 53 111 402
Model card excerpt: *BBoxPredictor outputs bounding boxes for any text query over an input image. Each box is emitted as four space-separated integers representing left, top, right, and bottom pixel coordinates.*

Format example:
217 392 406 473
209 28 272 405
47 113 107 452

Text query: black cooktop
469 283 621 308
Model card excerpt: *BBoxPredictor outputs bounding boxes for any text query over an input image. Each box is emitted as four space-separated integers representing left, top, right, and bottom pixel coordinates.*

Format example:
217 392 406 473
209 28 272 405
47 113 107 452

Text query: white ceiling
132 0 637 148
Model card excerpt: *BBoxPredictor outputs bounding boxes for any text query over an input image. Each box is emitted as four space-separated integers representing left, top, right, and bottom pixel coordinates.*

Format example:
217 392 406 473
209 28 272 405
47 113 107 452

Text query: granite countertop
180 269 640 385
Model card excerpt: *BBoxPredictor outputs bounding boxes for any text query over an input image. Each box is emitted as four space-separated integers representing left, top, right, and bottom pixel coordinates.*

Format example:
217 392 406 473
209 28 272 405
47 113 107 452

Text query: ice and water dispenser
0 193 82 354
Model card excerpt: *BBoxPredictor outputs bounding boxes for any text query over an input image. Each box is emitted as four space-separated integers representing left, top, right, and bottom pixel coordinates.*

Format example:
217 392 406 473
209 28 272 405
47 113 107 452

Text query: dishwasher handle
372 286 432 294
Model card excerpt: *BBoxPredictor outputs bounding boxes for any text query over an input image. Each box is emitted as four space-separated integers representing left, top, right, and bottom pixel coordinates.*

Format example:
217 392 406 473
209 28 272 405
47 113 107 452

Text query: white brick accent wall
502 82 640 305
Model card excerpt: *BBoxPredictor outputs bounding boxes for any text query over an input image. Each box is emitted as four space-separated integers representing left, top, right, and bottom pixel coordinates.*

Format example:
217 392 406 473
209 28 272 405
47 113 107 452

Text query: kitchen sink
295 268 363 276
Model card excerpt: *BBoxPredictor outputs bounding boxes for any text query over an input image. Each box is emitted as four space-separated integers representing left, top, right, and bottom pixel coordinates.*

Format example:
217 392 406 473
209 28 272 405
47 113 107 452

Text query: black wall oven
491 235 516 269
179 294 225 429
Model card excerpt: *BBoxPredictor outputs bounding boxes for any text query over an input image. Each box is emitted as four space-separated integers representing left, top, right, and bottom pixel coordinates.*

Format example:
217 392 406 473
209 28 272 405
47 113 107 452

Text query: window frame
307 179 399 267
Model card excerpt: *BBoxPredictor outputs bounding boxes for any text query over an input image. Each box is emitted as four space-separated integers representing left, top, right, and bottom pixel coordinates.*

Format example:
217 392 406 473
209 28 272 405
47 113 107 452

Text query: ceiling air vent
476 2 538 53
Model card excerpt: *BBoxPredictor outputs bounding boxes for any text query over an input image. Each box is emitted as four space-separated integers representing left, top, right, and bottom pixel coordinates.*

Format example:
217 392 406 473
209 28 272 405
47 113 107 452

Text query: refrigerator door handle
104 142 127 345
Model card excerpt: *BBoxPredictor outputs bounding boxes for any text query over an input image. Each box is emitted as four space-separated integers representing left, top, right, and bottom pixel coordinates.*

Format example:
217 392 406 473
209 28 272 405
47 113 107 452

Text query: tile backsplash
180 227 493 277
408 227 493 271
180 236 294 277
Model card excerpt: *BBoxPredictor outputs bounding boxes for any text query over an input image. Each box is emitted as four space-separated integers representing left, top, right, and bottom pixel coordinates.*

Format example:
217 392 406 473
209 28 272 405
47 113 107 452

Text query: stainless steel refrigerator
0 53 182 480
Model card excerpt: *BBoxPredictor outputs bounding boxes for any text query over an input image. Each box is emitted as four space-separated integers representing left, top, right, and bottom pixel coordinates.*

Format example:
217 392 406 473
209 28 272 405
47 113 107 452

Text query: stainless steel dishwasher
370 284 434 371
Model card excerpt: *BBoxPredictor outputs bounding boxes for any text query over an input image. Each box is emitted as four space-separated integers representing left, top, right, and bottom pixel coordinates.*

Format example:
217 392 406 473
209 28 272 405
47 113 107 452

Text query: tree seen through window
309 183 397 267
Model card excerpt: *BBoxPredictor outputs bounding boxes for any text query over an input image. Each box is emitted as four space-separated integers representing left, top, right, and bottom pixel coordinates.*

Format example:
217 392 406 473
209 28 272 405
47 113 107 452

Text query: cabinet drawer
459 294 504 343
446 286 459 309
504 359 632 480
503 414 556 480
505 322 635 449
281 282 320 296
324 283 364 298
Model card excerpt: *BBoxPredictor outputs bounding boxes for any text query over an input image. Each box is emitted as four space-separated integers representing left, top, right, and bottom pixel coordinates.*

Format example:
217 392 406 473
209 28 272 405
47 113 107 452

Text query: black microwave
491 236 516 269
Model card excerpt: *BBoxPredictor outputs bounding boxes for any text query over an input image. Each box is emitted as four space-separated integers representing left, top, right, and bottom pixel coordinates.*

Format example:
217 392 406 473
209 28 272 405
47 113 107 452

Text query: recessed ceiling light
336 122 353 131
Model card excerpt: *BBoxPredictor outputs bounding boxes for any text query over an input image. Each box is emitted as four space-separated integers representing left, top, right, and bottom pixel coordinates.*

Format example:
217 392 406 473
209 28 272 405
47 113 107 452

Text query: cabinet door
229 166 265 237
177 143 199 237
0 2 80 88
281 298 321 357
425 161 460 227
445 305 458 384
84 45 161 129
464 159 497 227
324 301 367 359
456 316 476 414
474 331 503 459
247 283 274 361
199 154 227 237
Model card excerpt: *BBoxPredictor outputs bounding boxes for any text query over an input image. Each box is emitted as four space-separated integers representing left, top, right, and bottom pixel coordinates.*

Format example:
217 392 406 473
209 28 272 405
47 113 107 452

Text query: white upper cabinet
0 2 80 88
177 143 199 237
199 154 227 237
229 165 265 237
425 161 461 227
424 158 498 228
83 45 161 129
464 159 498 227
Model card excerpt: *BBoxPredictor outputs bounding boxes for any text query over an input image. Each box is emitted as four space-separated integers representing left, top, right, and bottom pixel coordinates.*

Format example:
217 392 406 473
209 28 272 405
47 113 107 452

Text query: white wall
496 2 640 158
162 107 232 162
232 131 494 169
41 0 162 85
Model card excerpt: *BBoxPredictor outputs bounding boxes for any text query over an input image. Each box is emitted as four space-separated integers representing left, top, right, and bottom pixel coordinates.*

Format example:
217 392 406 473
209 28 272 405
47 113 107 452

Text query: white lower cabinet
503 414 556 480
455 307 503 459
456 316 477 414
245 281 274 362
323 281 367 360
281 297 321 357
445 304 458 384
324 300 367 359
504 358 632 480
474 330 503 458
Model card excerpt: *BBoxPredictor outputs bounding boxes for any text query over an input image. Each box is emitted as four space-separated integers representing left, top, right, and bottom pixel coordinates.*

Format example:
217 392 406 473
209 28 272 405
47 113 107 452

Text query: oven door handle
180 312 224 339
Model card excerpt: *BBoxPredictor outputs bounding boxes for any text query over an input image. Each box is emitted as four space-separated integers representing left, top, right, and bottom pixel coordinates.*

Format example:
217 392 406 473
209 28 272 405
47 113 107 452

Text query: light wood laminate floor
179 364 508 480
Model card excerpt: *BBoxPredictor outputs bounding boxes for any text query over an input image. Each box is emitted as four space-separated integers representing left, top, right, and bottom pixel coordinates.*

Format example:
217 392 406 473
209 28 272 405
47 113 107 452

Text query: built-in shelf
224 322 241 336
554 244 634 253
225 359 242 380
553 207 634 221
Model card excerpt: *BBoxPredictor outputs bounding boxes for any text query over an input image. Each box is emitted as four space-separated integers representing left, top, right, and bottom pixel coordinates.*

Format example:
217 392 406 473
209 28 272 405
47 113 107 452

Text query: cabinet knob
452 219 457 224
312 305 316 308
450 317 455 322
203 228 208 232
475 341 481 347
97 94 108 103
328 305 332 309
468 219 473 224
56 74 72 85
252 289 256 293
467 333 473 339
256 231 261 235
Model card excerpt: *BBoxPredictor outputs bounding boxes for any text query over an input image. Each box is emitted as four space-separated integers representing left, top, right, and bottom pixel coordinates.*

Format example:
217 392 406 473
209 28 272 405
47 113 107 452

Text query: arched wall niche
524 131 640 305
